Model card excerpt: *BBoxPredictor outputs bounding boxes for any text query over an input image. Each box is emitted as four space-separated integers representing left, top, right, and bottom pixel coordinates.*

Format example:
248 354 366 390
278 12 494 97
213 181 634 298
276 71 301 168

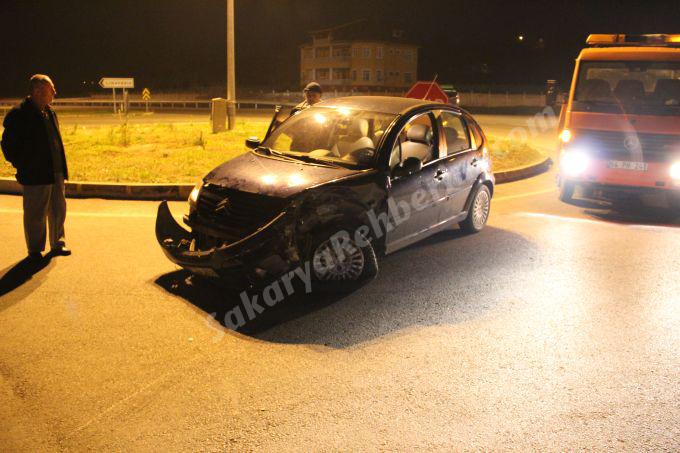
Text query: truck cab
557 34 680 212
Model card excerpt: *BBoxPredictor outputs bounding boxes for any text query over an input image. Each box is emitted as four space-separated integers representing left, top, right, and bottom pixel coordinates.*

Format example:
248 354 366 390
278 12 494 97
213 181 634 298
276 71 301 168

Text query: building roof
579 46 680 61
307 19 415 45
313 96 446 115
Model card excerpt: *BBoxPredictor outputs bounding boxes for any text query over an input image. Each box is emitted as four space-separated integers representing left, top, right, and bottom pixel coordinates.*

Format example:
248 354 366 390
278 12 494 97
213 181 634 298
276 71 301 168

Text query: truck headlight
670 162 680 181
560 149 590 177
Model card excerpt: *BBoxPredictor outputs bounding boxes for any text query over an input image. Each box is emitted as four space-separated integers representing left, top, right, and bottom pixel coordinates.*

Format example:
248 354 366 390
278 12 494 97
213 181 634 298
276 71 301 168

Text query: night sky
1 0 679 97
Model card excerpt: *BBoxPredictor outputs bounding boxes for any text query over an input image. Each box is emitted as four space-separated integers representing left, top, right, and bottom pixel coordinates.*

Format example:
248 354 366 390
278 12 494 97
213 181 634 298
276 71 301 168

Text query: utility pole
226 0 236 129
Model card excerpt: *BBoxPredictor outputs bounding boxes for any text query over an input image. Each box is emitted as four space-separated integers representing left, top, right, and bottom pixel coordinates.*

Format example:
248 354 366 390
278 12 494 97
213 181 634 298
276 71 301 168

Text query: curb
0 178 194 201
494 156 553 184
0 157 553 200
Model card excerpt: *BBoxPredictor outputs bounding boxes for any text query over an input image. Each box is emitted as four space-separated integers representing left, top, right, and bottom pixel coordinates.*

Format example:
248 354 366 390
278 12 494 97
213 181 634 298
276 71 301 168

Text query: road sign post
99 78 135 114
142 88 151 113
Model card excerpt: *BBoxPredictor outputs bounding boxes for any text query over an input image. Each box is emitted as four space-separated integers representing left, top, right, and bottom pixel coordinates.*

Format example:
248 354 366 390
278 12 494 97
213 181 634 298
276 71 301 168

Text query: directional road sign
99 78 135 89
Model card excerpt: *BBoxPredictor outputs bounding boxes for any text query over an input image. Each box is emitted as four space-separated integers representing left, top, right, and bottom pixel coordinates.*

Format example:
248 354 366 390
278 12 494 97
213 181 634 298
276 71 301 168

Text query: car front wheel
308 226 378 291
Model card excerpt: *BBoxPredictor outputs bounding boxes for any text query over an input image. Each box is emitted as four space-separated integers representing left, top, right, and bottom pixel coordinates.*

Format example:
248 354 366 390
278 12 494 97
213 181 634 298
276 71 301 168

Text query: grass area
0 120 544 183
487 136 545 172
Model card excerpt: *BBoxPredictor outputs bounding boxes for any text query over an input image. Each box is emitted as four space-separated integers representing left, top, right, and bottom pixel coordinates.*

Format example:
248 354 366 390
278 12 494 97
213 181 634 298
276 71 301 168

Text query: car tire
459 184 491 234
559 178 576 202
307 225 378 292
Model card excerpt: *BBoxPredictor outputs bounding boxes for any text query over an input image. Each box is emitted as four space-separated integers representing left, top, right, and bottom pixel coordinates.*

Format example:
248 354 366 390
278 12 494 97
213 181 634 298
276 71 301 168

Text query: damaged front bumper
155 201 301 284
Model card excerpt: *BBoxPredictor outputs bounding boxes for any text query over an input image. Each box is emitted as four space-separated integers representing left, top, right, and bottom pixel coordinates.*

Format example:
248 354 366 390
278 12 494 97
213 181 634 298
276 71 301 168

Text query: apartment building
299 21 419 91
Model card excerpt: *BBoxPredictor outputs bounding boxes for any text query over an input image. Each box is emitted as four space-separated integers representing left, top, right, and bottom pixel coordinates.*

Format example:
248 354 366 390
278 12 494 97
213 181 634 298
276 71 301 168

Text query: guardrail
0 99 295 112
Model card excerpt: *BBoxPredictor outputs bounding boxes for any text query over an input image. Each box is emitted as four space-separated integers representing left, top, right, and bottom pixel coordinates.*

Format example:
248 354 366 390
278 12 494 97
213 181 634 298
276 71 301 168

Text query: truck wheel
308 225 378 292
459 184 491 234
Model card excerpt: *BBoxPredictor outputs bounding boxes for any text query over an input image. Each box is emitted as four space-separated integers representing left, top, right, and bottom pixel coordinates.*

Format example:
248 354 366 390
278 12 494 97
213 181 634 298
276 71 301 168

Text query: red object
405 81 449 103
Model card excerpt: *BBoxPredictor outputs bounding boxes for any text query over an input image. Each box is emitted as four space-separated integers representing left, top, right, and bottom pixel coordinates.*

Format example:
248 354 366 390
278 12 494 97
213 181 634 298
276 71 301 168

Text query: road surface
1 162 678 451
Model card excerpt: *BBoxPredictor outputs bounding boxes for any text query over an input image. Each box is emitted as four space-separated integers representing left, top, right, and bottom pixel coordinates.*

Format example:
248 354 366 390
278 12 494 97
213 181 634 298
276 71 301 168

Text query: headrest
406 124 431 143
580 79 611 100
614 79 645 100
653 79 680 101
348 118 369 138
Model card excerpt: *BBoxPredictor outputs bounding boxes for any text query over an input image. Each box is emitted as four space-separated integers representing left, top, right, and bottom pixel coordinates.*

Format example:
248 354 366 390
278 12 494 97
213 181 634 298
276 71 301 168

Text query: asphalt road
1 154 679 448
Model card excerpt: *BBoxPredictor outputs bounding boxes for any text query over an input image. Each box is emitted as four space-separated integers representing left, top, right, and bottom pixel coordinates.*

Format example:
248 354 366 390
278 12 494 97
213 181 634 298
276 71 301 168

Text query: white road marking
516 212 679 232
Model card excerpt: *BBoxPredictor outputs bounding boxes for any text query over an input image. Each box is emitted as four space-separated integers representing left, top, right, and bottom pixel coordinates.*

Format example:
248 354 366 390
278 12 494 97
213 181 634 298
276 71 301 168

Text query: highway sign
99 78 135 89
405 81 449 103
142 88 151 101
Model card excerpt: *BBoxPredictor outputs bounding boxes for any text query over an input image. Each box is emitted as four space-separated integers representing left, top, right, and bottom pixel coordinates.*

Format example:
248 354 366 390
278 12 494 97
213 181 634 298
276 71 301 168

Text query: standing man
290 82 323 116
1 74 71 260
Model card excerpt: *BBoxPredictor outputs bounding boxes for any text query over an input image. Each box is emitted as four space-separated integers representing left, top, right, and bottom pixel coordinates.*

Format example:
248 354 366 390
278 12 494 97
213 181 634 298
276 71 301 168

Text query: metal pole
226 0 236 129
112 88 117 113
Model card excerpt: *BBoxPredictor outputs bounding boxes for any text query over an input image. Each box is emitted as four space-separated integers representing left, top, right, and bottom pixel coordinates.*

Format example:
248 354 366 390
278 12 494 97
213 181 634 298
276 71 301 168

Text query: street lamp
226 0 236 129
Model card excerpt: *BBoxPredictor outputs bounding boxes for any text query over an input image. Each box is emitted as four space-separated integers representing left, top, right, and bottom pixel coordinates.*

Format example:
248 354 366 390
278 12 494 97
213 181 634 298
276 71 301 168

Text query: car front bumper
155 201 300 284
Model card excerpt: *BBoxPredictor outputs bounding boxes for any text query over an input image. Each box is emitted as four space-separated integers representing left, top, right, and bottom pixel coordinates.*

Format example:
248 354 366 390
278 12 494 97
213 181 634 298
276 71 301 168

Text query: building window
352 48 359 58
316 68 330 80
376 70 383 82
362 70 371 81
404 49 414 61
315 47 329 58
388 48 394 56
333 68 350 80
376 47 383 59
303 48 313 59
404 72 413 84
395 48 402 56
352 70 357 81
363 47 371 58
333 46 350 58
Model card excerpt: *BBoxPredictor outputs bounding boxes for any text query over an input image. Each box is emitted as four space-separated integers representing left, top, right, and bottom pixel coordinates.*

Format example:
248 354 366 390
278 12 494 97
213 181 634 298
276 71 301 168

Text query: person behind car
290 82 323 116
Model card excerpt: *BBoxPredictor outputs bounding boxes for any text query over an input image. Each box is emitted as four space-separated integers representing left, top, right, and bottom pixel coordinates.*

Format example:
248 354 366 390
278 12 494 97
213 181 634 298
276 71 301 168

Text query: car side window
389 113 437 170
467 118 484 150
438 111 471 155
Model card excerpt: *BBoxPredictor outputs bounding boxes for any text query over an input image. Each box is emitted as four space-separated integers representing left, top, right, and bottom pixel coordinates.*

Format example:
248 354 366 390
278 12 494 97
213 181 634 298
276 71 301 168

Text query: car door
384 112 450 253
435 110 483 222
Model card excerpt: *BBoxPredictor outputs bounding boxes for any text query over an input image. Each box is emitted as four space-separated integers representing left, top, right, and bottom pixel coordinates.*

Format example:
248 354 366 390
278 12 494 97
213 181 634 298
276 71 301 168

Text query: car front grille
196 185 288 242
578 129 680 162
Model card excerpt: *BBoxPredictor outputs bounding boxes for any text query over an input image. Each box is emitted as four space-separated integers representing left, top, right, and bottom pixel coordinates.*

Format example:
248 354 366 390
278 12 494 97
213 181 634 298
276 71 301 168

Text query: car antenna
422 73 439 100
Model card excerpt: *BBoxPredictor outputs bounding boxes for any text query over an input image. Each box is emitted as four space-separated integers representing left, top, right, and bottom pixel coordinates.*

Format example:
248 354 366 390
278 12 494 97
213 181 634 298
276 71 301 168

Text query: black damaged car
156 96 495 288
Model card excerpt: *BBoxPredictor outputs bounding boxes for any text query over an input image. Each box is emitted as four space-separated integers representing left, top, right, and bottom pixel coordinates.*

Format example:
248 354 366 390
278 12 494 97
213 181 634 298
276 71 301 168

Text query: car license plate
607 160 648 171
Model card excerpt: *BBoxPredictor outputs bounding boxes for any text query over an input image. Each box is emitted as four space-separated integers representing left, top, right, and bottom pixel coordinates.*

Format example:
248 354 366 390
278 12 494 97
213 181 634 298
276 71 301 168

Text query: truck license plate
607 160 648 171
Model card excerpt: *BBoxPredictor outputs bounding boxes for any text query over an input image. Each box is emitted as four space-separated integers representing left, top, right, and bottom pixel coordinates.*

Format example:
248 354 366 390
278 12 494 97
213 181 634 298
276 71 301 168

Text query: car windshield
261 107 397 168
573 61 680 116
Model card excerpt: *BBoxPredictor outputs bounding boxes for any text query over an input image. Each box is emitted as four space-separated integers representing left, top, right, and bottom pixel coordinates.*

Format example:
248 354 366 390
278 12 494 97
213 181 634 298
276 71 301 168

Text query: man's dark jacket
1 98 68 185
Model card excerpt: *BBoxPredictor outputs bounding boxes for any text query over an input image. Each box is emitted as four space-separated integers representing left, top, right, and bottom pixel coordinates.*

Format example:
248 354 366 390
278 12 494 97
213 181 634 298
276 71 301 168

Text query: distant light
560 129 573 144
670 162 680 181
518 35 525 42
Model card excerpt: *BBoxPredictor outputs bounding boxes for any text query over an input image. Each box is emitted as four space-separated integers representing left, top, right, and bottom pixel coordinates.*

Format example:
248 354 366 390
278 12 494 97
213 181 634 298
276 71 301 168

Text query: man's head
303 82 322 105
29 74 56 110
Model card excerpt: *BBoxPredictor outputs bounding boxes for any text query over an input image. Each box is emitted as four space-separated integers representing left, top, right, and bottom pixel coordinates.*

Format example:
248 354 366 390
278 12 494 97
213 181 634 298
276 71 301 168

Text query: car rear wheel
559 178 576 202
459 184 491 234
308 226 378 291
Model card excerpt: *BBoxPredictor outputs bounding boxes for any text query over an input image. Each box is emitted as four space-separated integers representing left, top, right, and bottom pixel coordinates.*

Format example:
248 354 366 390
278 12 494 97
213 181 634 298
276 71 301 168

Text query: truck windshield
261 107 396 168
573 61 680 116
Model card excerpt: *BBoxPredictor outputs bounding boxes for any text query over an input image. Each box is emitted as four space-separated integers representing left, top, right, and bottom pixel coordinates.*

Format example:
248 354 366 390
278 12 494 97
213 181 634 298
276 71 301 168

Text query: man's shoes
50 247 72 256
27 252 43 261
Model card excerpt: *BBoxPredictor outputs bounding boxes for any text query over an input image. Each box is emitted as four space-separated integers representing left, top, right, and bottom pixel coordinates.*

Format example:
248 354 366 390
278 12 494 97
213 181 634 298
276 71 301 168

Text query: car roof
313 96 451 115
579 46 680 61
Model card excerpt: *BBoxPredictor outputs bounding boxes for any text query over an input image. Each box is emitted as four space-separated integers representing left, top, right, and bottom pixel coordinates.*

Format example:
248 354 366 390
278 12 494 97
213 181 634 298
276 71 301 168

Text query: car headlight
560 149 590 177
670 162 680 181
188 180 203 212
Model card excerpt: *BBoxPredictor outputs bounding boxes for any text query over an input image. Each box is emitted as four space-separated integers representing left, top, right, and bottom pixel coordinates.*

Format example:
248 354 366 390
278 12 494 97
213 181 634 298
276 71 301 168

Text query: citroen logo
214 197 230 214
623 135 641 152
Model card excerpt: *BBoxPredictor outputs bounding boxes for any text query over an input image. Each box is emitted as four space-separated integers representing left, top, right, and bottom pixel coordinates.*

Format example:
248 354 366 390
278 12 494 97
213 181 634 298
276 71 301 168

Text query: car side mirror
392 156 423 178
245 137 261 149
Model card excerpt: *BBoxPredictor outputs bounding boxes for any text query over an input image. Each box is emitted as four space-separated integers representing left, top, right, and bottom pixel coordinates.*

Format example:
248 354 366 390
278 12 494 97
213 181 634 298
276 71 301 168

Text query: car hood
204 151 360 198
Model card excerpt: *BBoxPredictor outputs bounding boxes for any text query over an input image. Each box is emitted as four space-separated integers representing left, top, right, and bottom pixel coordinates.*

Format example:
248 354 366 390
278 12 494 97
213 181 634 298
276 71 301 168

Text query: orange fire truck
557 34 680 212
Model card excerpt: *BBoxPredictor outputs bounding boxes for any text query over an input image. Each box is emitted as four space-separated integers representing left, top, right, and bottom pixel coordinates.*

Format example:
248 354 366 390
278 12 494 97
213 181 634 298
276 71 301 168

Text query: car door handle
434 169 446 181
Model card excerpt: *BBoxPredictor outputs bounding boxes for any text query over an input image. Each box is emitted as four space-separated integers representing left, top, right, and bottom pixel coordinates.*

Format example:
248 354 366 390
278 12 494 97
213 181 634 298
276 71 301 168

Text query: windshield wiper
254 146 299 162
